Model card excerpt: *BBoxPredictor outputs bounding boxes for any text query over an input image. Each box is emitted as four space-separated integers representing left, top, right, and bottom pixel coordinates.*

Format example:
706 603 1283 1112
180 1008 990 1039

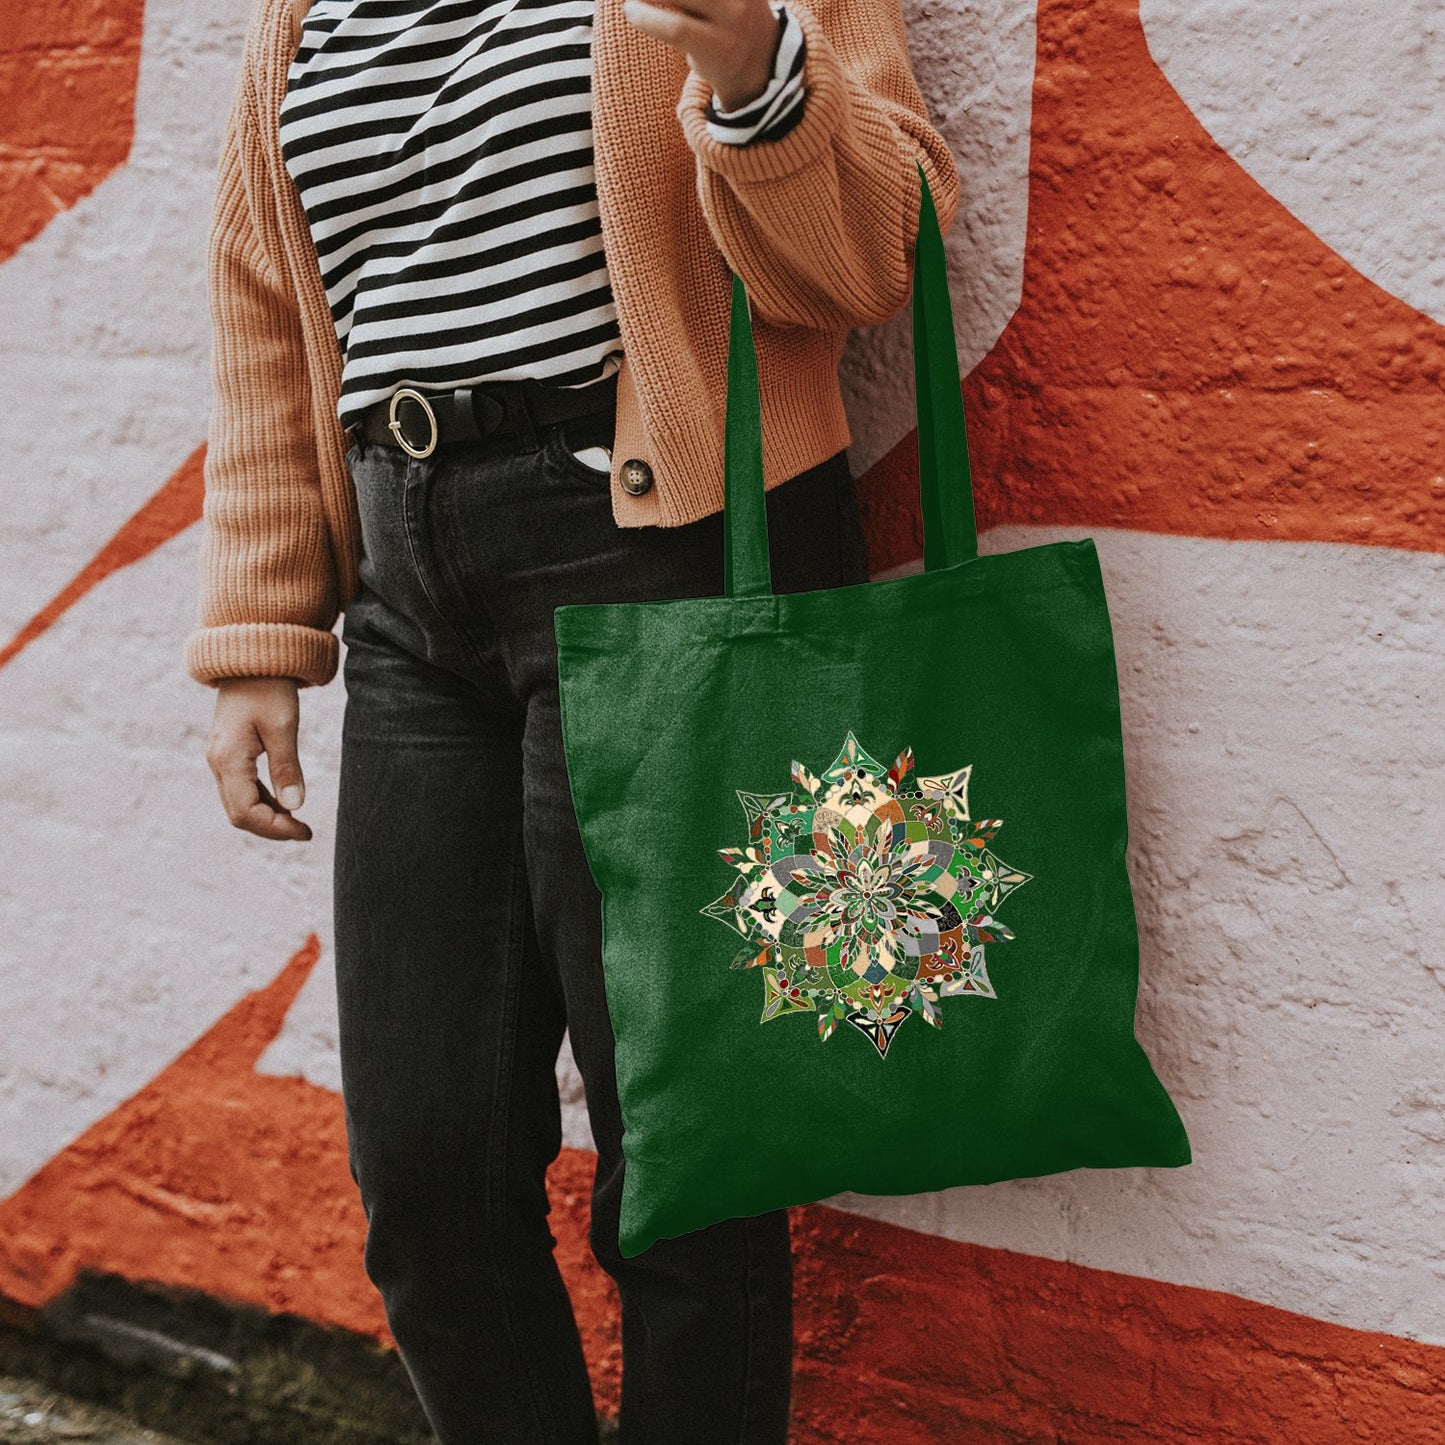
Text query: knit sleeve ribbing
673 0 961 332
184 74 341 690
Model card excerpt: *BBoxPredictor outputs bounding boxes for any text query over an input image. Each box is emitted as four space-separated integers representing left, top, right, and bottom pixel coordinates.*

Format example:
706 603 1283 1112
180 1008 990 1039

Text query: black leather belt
351 372 617 459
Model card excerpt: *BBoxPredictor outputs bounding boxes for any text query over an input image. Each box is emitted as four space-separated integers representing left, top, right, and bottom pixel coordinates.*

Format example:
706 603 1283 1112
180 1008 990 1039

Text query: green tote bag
554 164 1191 1260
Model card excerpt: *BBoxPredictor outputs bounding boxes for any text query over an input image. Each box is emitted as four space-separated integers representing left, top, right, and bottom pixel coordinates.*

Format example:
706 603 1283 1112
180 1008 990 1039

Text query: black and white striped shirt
278 0 808 430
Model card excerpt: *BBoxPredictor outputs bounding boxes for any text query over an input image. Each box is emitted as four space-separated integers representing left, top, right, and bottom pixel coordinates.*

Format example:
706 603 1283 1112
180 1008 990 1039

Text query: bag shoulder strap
724 162 977 599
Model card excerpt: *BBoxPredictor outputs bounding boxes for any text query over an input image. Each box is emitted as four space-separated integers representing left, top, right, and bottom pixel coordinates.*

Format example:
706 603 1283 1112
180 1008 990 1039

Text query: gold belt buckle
387 387 439 459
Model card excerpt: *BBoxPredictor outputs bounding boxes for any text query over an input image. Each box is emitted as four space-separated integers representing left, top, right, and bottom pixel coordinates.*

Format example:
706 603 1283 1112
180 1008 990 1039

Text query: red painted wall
3 948 1442 1440
861 0 1444 575
0 0 146 265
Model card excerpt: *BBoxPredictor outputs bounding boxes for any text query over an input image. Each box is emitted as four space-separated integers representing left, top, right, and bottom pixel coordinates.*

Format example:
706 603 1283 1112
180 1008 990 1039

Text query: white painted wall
844 526 1445 1345
2 0 1441 1359
1140 0 1445 326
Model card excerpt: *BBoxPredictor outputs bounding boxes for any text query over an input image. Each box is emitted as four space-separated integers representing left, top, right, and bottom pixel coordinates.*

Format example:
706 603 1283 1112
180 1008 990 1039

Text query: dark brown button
620 458 654 496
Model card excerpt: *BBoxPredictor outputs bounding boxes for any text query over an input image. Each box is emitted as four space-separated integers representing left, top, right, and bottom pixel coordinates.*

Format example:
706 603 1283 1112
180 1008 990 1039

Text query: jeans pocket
543 420 614 486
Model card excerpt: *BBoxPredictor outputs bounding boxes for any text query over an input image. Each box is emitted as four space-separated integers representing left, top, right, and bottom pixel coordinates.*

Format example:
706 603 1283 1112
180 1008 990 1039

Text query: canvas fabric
554 166 1192 1259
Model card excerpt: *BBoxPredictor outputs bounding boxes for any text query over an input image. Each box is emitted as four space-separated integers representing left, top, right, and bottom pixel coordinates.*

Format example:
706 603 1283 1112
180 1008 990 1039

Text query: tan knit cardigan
185 0 961 688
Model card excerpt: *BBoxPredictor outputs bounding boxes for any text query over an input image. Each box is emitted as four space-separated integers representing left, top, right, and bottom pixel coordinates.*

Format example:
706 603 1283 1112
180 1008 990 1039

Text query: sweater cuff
675 0 847 181
185 621 340 689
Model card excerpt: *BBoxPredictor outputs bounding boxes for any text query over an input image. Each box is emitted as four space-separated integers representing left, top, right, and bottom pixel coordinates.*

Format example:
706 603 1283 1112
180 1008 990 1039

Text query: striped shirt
278 0 808 431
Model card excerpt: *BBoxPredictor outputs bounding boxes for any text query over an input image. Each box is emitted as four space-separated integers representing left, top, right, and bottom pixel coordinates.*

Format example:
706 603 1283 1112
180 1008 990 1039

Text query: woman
189 0 959 1438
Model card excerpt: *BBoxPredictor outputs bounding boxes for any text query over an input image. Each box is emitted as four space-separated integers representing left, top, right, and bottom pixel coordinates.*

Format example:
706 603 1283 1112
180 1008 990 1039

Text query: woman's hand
624 0 782 111
206 677 313 842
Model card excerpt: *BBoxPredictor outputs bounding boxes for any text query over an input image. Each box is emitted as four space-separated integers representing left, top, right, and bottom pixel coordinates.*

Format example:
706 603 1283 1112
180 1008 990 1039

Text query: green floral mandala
700 732 1032 1059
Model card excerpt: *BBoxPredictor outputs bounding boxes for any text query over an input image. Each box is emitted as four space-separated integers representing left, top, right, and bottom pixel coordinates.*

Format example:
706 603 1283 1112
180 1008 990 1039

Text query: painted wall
1 0 1441 1438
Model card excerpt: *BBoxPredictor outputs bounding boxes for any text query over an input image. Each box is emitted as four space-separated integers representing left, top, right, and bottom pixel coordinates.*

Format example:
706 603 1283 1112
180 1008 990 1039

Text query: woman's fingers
259 710 306 814
624 0 780 110
623 0 704 46
206 678 313 842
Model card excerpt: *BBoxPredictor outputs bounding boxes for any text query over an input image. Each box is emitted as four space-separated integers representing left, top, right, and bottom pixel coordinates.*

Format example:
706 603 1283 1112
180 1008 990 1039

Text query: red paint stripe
790 1207 1445 1442
861 0 1445 574
2 949 1441 1439
0 446 204 673
0 0 146 262
0 944 623 1409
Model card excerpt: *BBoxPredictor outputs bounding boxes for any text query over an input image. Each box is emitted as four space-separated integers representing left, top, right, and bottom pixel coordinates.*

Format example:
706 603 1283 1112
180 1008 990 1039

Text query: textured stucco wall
835 0 1445 1348
2 0 1442 1436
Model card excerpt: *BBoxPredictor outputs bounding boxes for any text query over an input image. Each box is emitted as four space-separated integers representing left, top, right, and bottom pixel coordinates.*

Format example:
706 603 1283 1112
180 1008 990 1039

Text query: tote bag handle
723 161 978 599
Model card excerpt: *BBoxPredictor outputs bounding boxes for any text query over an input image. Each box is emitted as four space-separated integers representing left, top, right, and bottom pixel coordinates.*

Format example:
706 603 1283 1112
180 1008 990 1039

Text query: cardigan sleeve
183 74 342 690
673 0 961 331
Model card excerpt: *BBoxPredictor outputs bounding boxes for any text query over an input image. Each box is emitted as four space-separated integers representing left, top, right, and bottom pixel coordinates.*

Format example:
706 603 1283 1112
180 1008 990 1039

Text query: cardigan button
620 458 654 496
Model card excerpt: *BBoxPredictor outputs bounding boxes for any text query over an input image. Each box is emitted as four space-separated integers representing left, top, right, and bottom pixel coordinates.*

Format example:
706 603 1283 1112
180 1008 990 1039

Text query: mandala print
700 732 1032 1059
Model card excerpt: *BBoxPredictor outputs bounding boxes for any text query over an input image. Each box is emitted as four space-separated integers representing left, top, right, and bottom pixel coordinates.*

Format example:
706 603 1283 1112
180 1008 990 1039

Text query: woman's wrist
708 3 788 111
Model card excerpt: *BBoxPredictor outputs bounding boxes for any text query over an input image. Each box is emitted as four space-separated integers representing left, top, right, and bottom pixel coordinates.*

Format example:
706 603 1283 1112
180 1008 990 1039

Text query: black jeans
331 400 871 1444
